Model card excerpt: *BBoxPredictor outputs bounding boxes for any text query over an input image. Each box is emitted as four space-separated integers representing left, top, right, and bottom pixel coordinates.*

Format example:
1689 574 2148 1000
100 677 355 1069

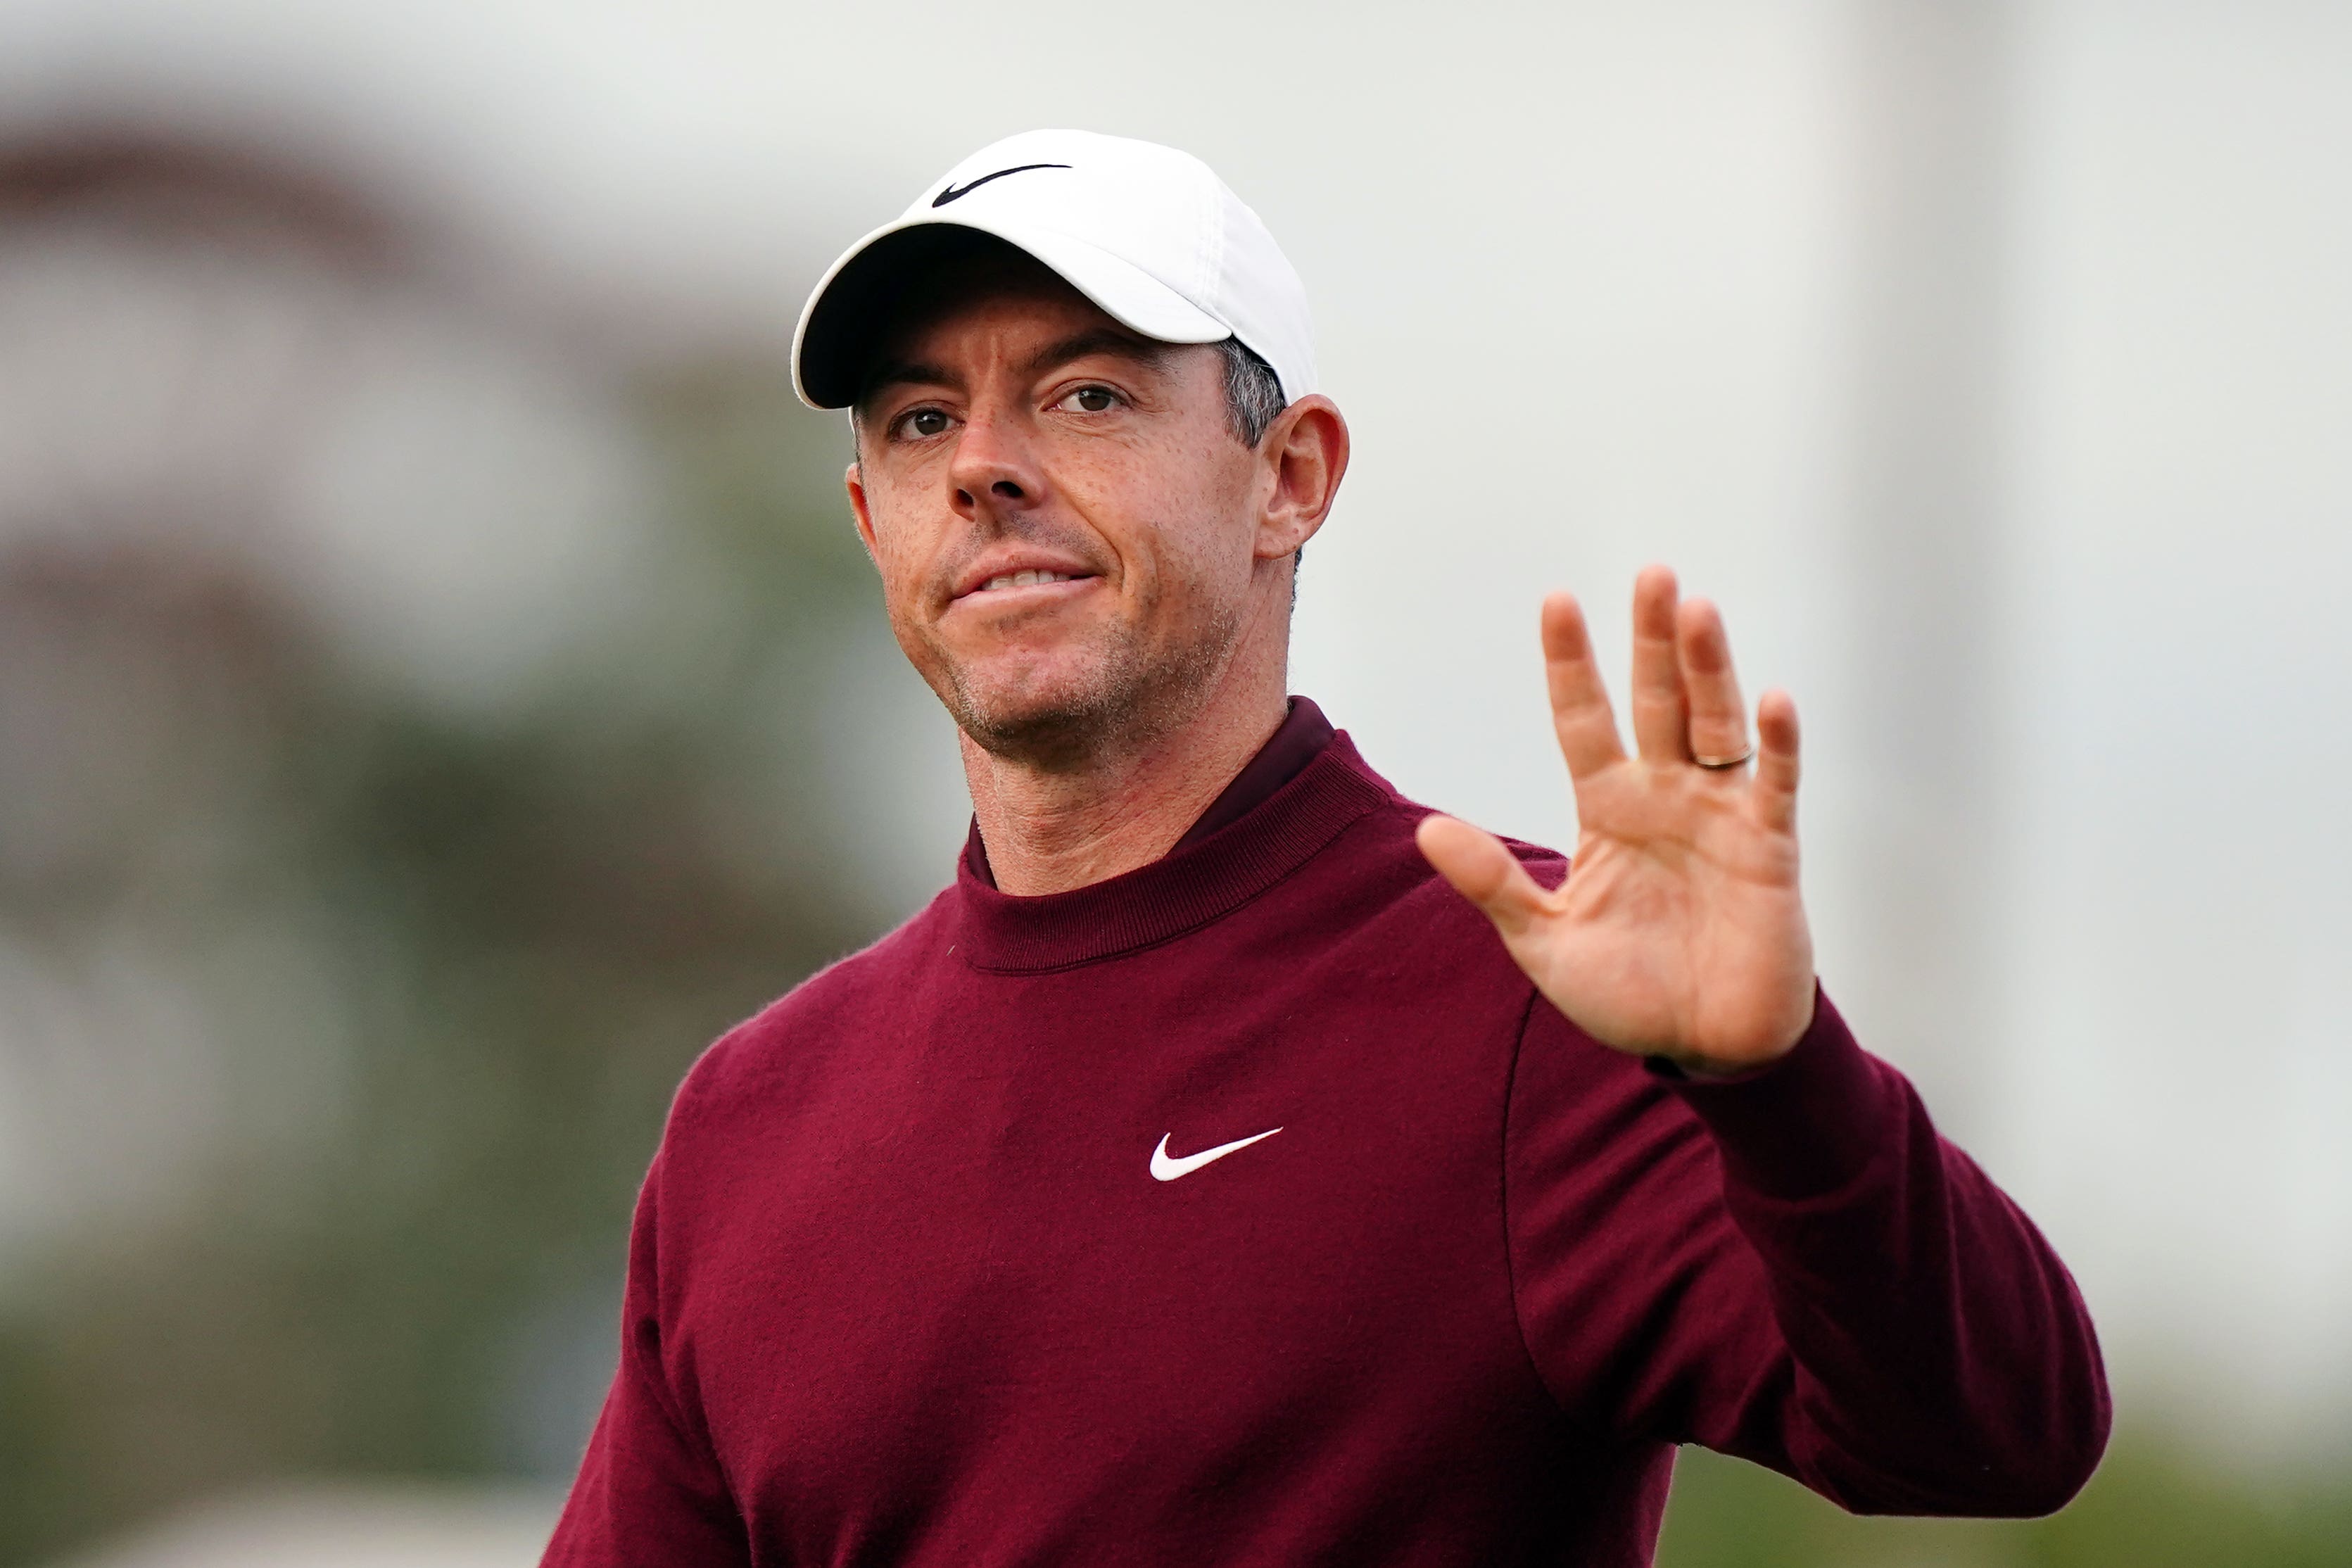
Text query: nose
947 403 1046 521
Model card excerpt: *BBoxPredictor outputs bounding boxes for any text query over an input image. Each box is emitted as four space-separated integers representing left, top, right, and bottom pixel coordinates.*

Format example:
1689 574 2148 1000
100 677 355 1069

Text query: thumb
1415 814 1551 941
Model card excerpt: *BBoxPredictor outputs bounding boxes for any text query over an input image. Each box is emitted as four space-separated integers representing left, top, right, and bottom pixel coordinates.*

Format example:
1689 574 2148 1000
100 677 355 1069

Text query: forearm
1670 990 2111 1514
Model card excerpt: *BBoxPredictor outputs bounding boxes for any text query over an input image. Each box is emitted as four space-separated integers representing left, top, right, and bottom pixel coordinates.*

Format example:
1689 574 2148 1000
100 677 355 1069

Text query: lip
948 552 1104 604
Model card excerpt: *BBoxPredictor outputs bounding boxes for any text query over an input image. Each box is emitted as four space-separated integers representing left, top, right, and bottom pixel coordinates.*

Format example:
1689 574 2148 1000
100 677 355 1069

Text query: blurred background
0 1 2345 1564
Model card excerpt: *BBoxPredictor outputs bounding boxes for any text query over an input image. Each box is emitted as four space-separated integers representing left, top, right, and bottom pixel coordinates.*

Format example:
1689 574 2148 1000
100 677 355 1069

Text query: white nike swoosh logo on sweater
1150 1127 1283 1182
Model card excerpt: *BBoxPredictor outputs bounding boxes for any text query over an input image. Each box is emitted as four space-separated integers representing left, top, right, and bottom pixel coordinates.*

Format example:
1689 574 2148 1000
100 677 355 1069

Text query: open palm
1417 567 1816 1073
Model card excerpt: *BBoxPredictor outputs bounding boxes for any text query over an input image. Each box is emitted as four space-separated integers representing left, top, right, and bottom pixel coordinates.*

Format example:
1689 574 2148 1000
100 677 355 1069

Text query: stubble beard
935 585 1244 775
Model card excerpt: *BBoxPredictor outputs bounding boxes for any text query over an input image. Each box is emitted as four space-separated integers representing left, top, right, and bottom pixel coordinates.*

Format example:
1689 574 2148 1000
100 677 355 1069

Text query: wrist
1649 986 1817 1081
1659 1052 1766 1082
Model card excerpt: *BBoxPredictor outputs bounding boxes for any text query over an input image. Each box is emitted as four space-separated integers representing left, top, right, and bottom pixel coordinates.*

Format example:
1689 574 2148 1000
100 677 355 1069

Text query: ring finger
1675 595 1750 769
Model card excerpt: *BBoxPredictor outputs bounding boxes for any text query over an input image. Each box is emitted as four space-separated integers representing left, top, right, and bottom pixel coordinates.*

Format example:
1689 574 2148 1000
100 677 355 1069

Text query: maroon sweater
545 704 2108 1567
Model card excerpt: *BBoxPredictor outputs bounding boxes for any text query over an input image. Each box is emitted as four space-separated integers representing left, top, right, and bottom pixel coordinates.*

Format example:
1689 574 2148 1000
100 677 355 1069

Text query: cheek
1081 436 1257 598
861 480 944 603
1158 473 1263 612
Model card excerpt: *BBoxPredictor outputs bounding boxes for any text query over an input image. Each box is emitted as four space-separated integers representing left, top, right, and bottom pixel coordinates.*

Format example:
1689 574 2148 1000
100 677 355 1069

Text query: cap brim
792 215 1232 410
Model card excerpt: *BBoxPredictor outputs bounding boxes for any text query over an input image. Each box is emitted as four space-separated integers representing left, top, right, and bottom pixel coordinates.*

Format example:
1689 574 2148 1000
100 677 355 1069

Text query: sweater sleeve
1503 986 2111 1517
542 1145 750 1567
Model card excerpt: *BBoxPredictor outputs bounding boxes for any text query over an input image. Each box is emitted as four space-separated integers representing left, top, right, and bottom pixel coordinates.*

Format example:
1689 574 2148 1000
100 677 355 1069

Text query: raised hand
1416 567 1815 1074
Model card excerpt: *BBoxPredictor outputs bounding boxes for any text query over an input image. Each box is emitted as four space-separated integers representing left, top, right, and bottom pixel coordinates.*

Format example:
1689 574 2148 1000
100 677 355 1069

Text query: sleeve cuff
1649 986 1899 1201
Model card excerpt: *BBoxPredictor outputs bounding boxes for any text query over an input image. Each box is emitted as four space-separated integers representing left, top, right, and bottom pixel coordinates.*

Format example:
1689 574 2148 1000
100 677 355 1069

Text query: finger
1541 592 1626 779
1753 688 1801 833
1415 814 1552 942
1676 595 1750 769
1629 564 1688 763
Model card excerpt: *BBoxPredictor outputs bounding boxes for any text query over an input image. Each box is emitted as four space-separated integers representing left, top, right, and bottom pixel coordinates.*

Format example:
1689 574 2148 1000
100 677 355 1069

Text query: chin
947 667 1127 761
937 640 1178 766
922 593 1239 767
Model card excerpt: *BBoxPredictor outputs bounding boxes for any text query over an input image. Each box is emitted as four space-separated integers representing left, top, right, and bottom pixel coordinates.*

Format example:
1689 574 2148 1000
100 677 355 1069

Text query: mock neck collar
1172 695 1336 849
949 724 1387 974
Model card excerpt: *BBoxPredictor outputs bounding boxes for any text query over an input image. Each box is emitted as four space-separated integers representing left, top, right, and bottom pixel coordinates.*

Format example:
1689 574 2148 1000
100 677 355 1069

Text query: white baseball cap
792 129 1317 412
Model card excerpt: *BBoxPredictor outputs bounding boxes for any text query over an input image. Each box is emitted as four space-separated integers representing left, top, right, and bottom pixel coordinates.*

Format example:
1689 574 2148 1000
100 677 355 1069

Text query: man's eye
899 407 951 438
1061 386 1118 413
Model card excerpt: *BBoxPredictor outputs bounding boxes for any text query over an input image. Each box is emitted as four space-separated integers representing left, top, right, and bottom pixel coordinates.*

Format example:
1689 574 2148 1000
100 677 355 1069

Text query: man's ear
845 460 881 565
1253 395 1350 562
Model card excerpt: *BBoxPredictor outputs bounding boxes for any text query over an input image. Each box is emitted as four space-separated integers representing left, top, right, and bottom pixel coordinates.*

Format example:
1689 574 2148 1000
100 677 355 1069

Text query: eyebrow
856 327 1175 415
1017 327 1174 380
857 358 959 408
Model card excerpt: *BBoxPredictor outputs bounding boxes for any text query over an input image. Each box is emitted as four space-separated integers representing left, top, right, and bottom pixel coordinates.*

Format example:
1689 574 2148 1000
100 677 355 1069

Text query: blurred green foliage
0 368 883 1563
1659 1436 2352 1567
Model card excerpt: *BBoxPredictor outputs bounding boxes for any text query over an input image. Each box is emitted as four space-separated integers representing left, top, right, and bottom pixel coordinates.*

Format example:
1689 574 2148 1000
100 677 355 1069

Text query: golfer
545 129 2108 1567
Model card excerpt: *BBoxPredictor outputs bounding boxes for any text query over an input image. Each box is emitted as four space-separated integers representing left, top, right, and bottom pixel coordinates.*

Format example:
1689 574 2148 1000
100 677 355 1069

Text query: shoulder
1299 755 1569 1013
1321 748 1569 925
666 889 955 1133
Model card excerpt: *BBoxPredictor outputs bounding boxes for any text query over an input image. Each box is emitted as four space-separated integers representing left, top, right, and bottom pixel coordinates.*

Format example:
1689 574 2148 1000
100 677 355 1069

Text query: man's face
846 258 1271 766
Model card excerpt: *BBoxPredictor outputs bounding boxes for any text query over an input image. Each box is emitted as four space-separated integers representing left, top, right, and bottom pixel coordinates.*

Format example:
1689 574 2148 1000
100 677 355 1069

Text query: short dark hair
1216 337 1287 449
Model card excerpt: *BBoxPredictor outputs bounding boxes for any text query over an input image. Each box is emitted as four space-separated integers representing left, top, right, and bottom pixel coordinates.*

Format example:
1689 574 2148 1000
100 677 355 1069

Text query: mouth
950 565 1102 605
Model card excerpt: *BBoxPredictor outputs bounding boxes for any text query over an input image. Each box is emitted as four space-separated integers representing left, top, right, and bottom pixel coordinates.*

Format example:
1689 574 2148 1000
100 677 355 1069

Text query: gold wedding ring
1693 743 1754 770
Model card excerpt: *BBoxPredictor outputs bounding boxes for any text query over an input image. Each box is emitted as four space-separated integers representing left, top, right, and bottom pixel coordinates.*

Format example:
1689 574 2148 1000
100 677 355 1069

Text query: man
545 129 2108 1567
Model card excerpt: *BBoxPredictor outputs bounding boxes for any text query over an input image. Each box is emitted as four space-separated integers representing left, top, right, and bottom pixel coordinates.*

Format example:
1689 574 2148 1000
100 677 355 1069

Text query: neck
962 656 1289 897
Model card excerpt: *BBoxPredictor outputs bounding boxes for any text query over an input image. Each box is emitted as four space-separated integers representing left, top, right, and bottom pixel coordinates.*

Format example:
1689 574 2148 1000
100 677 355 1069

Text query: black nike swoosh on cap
931 163 1072 207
